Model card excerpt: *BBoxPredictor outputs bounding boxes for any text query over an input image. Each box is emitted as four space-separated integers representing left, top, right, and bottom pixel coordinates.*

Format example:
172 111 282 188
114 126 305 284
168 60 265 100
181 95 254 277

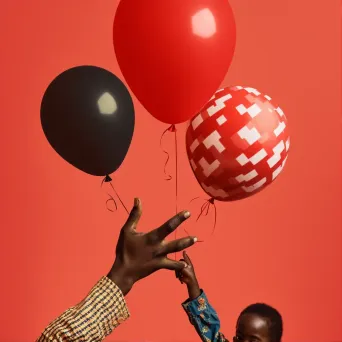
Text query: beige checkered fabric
37 277 130 341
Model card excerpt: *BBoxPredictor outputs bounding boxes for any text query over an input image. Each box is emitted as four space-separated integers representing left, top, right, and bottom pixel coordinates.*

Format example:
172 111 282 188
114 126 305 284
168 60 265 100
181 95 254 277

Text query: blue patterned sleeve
182 290 228 342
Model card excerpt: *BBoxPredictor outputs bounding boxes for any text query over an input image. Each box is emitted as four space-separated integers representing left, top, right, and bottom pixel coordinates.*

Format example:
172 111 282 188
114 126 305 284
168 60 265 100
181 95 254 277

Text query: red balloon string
159 125 179 260
189 196 200 203
211 200 217 236
181 196 200 237
101 176 129 214
159 125 176 181
174 126 178 260
196 201 211 220
189 197 217 237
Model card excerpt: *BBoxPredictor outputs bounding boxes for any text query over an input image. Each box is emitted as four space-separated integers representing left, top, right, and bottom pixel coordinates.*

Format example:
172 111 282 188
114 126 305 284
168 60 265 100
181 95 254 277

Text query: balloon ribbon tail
101 177 118 212
195 198 217 237
159 125 176 181
108 182 129 214
101 176 129 214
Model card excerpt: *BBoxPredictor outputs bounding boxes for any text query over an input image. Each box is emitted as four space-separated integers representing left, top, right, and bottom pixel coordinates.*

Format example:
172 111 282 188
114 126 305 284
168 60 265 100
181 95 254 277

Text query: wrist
187 279 201 300
186 277 199 288
107 263 135 296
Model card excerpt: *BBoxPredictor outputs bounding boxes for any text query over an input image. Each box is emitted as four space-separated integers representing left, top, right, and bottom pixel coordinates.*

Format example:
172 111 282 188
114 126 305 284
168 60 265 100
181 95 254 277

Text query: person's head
233 303 283 342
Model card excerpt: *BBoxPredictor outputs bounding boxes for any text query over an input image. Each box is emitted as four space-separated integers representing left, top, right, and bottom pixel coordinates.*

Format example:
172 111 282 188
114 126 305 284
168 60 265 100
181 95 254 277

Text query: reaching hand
108 198 197 295
175 251 201 300
175 251 197 285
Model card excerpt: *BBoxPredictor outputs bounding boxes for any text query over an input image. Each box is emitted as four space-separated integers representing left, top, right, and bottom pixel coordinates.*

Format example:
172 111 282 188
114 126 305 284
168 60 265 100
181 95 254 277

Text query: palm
112 198 197 284
181 268 194 281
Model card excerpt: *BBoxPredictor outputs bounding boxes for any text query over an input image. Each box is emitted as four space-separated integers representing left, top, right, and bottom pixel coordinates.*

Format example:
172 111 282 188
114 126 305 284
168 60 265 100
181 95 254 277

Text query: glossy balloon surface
41 66 135 176
114 0 236 124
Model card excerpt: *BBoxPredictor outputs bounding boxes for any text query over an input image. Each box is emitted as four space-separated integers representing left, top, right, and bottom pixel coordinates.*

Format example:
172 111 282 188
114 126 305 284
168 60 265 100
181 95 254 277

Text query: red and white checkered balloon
186 86 290 201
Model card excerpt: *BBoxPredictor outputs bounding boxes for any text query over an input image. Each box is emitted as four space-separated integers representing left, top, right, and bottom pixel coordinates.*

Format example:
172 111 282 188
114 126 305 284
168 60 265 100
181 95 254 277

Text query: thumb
123 198 142 231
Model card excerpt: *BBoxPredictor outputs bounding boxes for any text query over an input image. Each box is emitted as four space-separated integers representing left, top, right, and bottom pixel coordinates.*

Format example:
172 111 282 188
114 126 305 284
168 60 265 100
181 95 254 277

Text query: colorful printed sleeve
182 290 228 342
37 276 130 342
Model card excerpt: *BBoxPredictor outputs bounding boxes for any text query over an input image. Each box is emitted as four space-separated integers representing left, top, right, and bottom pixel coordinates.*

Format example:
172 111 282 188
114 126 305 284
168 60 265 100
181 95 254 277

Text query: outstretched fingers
147 211 191 243
161 258 190 272
157 236 197 256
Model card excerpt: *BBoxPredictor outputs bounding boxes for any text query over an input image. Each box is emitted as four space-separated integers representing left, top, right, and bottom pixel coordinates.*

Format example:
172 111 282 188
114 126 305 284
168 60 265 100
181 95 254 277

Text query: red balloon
113 0 236 124
186 86 290 201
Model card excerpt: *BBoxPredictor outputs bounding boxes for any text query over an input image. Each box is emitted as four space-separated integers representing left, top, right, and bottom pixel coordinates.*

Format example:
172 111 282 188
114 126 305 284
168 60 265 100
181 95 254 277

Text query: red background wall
1 1 341 341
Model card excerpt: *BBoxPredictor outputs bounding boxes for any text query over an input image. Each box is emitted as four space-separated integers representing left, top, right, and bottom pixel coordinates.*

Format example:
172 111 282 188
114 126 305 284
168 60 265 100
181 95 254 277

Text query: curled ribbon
101 175 129 214
189 197 217 237
160 124 176 181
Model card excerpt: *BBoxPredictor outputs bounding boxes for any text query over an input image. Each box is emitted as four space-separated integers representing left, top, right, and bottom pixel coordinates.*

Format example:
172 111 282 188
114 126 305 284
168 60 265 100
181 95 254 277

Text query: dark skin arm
176 252 230 342
175 251 201 300
108 198 198 295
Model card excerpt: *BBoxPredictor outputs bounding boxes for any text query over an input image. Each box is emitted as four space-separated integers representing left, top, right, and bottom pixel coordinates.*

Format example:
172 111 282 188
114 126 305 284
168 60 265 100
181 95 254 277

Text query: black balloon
41 66 135 176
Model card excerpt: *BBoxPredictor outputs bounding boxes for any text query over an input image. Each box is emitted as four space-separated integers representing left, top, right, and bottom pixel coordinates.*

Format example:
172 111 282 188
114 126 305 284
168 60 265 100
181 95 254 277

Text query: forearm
187 279 201 300
37 277 130 342
182 289 228 342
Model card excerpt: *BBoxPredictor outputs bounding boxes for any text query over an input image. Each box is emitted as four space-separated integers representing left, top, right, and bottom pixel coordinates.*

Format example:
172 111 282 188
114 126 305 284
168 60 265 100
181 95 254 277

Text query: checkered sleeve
36 276 130 342
182 290 228 342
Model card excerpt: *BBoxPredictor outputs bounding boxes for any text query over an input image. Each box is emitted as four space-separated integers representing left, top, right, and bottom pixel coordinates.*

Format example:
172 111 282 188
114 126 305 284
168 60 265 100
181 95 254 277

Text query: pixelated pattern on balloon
186 86 290 201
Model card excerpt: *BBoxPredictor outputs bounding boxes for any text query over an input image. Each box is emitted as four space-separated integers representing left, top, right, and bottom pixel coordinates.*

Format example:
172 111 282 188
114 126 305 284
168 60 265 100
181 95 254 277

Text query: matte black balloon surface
40 66 135 176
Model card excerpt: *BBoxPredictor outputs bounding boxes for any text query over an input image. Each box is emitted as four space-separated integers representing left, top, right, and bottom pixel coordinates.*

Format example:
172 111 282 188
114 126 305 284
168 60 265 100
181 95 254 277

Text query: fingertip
136 199 143 215
126 198 142 228
178 261 186 269
180 260 188 268
183 210 191 219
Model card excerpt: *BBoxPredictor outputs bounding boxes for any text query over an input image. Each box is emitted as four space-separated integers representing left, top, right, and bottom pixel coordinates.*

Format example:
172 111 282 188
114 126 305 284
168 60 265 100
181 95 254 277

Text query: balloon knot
168 124 176 132
209 198 215 204
104 175 112 182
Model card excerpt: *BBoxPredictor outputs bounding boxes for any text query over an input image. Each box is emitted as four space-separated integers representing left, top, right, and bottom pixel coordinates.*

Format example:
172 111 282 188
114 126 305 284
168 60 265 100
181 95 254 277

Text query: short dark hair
239 303 283 342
